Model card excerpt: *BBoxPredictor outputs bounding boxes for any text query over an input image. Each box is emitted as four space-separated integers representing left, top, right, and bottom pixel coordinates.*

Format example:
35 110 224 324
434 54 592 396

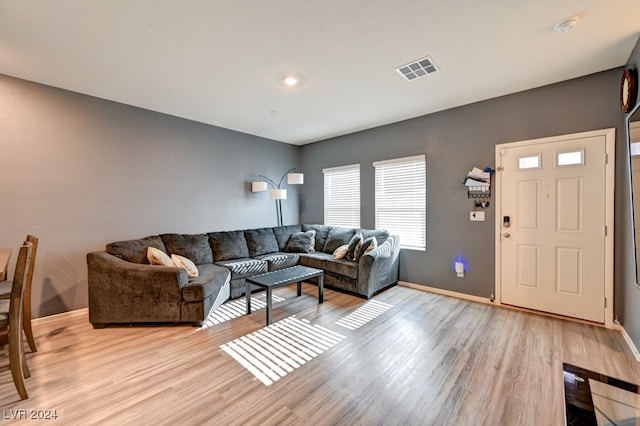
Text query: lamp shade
270 189 287 200
252 181 268 192
287 173 304 185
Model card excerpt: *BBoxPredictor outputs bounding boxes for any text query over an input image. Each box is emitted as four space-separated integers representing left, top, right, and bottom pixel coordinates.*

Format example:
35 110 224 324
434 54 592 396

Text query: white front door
496 129 614 324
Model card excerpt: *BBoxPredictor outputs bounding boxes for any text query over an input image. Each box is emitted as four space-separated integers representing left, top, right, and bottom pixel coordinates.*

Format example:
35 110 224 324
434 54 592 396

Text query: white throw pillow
171 254 199 278
332 244 349 260
147 247 175 267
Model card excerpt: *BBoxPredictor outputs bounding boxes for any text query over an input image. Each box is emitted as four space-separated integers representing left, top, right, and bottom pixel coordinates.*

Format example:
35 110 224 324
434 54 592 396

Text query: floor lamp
251 168 304 226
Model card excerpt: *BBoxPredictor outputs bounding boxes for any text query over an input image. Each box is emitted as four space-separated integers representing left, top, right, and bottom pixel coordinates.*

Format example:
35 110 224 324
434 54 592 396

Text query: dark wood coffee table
245 265 324 325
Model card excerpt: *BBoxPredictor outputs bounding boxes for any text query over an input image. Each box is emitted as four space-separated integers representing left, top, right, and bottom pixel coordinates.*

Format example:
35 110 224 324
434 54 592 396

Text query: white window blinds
374 155 426 250
323 164 360 228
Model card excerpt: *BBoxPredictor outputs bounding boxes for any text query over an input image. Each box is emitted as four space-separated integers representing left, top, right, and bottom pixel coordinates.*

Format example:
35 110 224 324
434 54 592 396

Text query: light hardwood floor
0 284 638 425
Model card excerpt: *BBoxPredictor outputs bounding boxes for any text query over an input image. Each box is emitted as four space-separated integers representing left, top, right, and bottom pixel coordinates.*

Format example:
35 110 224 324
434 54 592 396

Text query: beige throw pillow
171 254 199 278
332 244 349 260
147 247 174 267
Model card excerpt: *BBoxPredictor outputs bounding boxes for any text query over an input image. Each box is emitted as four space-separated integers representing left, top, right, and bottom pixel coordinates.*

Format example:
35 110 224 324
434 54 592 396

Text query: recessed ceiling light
554 17 579 33
282 75 299 86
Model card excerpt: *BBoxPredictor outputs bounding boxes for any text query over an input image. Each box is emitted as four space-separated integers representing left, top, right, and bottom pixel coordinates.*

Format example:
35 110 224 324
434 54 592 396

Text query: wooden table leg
318 274 324 304
297 281 302 296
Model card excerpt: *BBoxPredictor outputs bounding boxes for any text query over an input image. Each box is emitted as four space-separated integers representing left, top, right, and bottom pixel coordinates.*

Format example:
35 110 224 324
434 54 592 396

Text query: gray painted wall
1 62 633 329
300 69 628 318
0 74 301 318
623 37 640 348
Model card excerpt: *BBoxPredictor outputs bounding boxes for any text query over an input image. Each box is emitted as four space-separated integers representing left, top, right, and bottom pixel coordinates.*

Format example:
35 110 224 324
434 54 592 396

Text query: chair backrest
24 235 38 289
10 242 32 318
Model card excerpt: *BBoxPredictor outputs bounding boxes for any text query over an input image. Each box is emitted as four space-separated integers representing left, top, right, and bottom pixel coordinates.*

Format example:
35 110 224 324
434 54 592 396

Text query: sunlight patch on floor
220 316 345 386
202 294 286 328
335 300 394 330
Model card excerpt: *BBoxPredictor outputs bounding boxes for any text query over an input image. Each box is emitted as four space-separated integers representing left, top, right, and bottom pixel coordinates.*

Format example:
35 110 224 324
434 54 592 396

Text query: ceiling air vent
395 56 439 82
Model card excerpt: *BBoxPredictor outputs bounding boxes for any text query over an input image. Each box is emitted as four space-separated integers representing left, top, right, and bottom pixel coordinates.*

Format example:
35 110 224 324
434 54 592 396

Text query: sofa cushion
255 252 300 271
172 254 199 278
299 252 358 279
298 252 327 271
215 258 268 279
244 228 279 257
273 225 303 251
302 224 331 252
345 233 363 261
325 258 359 279
209 231 250 261
107 236 166 264
181 264 230 303
160 233 213 265
323 227 355 253
358 228 389 246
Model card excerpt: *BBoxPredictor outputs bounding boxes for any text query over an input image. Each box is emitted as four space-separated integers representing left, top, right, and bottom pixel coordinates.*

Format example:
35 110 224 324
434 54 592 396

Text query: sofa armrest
87 251 189 325
357 235 400 298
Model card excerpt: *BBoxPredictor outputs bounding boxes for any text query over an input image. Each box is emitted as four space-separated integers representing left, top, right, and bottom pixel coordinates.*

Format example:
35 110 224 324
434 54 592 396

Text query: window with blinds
374 155 426 250
323 164 360 228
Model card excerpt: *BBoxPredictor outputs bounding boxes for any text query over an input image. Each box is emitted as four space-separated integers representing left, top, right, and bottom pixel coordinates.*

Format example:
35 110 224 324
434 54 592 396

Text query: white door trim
494 128 615 328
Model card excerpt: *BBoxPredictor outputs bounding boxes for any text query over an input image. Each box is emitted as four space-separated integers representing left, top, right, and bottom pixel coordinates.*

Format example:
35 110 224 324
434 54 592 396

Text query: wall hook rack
463 166 494 207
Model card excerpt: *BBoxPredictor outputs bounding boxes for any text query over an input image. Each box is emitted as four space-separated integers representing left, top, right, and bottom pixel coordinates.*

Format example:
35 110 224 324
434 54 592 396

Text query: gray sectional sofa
87 224 400 327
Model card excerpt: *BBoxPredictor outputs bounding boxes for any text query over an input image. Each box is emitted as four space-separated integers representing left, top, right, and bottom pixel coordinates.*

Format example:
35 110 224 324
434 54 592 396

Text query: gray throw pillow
285 230 316 253
357 236 378 260
345 233 363 261
273 225 303 251
302 224 330 252
358 228 390 246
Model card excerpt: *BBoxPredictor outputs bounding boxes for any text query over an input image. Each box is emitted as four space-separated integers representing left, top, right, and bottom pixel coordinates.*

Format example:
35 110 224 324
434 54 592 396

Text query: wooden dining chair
0 235 39 352
0 241 32 400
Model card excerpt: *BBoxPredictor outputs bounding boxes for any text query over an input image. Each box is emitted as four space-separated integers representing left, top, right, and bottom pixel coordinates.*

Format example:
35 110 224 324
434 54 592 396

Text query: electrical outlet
470 211 485 221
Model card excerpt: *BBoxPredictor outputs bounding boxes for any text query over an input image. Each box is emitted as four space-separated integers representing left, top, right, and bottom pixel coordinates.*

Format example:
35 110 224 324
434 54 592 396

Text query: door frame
494 128 615 328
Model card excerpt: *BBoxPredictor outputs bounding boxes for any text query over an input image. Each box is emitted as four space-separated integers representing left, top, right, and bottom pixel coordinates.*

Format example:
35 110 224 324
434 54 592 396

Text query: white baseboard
619 325 640 362
32 307 88 325
398 281 493 305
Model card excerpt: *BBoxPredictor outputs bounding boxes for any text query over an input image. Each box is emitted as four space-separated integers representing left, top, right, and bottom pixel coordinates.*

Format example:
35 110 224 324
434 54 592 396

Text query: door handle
503 232 511 238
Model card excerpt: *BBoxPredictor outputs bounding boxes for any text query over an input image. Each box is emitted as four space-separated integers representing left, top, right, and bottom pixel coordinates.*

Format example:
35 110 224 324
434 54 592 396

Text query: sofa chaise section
87 235 230 327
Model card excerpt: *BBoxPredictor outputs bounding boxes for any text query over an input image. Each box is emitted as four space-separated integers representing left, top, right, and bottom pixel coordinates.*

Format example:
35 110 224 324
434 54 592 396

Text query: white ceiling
0 1 639 145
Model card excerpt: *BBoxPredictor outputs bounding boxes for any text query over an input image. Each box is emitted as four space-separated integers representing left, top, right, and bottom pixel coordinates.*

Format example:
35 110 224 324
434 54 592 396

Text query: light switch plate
470 211 485 221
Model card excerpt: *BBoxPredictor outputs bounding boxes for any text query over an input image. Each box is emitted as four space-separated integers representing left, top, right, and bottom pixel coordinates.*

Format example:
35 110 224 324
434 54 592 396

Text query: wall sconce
251 168 304 226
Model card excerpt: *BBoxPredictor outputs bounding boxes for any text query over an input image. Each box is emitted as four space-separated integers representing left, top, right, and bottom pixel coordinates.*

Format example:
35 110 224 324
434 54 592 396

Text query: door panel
556 178 582 232
517 245 540 289
555 247 582 295
517 180 540 230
